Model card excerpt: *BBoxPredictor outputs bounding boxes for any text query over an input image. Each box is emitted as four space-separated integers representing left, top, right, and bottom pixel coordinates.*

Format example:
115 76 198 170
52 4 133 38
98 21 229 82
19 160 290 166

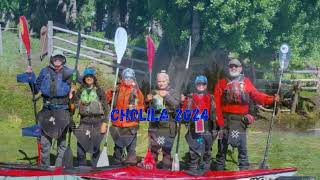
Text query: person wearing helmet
26 49 75 168
146 70 180 170
213 58 280 170
69 67 109 167
105 68 145 165
181 75 217 175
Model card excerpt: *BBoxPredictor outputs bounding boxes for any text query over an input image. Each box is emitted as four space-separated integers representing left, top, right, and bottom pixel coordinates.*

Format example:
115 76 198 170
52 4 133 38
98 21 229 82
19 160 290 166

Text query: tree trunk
119 0 128 27
153 10 202 94
95 0 107 31
70 0 77 25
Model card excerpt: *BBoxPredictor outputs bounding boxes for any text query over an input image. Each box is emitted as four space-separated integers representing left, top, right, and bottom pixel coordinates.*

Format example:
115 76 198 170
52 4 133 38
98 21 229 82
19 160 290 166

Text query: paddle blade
96 147 109 167
19 16 31 58
279 43 291 70
185 36 192 70
171 153 180 171
143 148 156 170
146 36 155 73
21 124 41 137
16 72 36 84
62 145 73 169
114 27 128 64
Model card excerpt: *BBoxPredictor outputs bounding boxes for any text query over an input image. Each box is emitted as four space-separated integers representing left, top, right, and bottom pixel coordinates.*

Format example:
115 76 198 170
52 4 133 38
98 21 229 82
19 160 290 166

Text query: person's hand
68 85 77 99
181 94 186 102
26 66 33 73
146 94 153 102
100 122 108 134
159 90 168 97
274 94 280 102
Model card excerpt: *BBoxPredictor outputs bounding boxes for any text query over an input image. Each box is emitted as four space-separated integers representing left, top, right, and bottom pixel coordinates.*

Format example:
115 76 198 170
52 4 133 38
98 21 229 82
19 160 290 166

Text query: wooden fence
47 21 148 75
0 24 26 56
250 66 320 113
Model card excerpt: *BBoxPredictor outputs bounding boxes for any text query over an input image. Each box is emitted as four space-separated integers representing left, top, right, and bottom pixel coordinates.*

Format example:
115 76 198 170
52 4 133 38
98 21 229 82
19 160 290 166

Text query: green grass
0 31 319 178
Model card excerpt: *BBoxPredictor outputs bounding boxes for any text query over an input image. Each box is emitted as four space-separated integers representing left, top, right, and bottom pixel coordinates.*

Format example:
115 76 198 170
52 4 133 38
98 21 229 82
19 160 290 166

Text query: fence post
47 21 53 58
317 67 320 94
291 81 301 113
18 24 22 53
0 24 3 56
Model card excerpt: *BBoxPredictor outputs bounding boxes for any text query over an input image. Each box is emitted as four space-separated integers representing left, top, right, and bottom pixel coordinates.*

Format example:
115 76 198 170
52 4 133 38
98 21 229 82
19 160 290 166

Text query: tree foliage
1 0 320 68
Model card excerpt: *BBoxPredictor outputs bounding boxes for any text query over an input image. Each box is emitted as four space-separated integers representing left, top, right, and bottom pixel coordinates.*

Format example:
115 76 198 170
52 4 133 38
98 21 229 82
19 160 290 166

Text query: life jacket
190 93 212 114
150 91 166 114
40 66 71 98
222 76 250 105
79 87 104 116
149 89 178 130
187 93 215 132
110 81 142 127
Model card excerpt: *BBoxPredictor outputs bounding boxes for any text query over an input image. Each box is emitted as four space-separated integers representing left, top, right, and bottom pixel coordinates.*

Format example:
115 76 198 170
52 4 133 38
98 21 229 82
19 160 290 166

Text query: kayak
0 162 297 179
80 166 297 180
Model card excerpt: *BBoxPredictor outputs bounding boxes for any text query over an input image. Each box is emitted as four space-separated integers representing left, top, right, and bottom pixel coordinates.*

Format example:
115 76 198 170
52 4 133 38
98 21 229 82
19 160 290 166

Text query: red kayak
0 163 297 179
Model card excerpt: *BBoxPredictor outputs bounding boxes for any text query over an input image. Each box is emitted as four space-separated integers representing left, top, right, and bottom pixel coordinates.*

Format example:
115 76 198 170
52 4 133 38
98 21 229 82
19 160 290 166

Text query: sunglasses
196 83 207 86
229 64 241 68
53 57 64 62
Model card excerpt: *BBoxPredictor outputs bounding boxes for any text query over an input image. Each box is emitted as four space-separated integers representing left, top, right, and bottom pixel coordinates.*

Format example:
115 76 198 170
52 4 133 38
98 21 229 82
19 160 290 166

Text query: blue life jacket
38 66 72 98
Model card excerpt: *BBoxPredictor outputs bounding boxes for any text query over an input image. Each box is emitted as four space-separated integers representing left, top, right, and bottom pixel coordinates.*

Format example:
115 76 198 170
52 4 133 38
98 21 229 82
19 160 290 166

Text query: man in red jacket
213 58 279 170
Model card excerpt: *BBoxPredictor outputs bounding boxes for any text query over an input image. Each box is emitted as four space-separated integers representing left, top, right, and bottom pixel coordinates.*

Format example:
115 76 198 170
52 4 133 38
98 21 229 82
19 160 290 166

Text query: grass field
0 31 319 178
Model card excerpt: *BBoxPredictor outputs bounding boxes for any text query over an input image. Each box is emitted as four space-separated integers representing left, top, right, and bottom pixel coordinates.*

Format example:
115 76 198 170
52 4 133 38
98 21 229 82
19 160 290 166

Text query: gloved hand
241 114 255 127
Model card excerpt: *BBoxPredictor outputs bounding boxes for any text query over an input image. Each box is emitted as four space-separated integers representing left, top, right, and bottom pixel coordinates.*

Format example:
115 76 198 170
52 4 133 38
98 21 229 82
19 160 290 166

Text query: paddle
62 31 82 169
172 36 192 171
146 35 155 90
96 27 128 167
142 35 156 169
15 16 42 165
260 44 291 169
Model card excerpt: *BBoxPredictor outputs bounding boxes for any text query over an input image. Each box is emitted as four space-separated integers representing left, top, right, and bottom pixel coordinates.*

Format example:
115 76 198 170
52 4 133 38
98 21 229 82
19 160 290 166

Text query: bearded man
213 58 279 170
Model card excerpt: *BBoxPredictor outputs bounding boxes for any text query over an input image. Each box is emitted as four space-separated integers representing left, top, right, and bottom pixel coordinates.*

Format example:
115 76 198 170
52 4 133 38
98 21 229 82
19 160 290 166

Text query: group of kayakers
24 49 279 175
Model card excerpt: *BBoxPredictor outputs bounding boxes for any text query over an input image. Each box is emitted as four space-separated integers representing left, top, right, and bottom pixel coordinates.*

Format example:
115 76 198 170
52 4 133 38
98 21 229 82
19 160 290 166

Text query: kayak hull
0 163 297 180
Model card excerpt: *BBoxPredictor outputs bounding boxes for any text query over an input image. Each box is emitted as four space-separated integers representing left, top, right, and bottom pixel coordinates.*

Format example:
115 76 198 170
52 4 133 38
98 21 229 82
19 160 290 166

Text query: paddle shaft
73 31 81 80
175 123 181 154
149 72 152 91
24 43 41 165
104 67 120 146
177 35 192 153
260 67 283 169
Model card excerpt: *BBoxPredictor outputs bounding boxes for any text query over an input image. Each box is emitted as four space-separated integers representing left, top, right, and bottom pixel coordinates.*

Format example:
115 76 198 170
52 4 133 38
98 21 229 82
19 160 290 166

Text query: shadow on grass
17 149 38 165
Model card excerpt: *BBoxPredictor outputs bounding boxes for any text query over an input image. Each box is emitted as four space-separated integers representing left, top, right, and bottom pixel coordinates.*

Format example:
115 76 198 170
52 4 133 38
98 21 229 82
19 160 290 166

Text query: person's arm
32 68 46 95
97 88 109 123
104 88 114 105
246 78 275 105
180 94 189 111
213 80 224 128
209 95 216 122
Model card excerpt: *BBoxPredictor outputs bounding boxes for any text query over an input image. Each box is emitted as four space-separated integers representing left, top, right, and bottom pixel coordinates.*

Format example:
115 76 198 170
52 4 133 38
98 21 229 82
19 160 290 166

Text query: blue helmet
83 67 96 76
122 68 135 80
195 75 207 85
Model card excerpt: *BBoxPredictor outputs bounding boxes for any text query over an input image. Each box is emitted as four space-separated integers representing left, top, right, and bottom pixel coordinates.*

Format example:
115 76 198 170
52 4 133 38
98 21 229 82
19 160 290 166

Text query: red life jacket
190 93 212 115
188 93 215 132
222 76 250 105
